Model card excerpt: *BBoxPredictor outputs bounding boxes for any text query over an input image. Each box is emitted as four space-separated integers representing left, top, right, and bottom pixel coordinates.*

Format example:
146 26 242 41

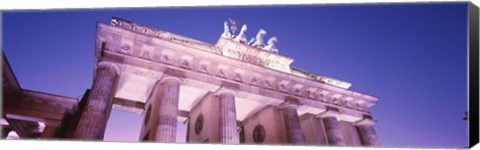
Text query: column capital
98 61 121 75
159 68 185 84
316 110 341 120
278 102 300 109
159 75 182 84
355 118 376 126
214 87 236 96
278 96 302 109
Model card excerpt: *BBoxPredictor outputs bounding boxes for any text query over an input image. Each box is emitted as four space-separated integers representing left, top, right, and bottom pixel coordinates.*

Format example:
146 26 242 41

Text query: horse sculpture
233 24 248 44
263 37 279 53
248 29 267 48
221 21 232 39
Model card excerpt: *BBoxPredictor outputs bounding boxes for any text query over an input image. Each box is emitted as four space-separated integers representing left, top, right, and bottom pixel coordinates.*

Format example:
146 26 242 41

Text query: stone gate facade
2 17 380 146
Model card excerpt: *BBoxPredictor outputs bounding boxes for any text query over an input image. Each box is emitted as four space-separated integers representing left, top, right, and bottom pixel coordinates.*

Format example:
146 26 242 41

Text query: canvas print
1 2 475 148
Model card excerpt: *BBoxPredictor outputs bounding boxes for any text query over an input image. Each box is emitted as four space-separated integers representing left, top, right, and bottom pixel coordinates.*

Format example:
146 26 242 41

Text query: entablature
95 19 379 118
3 90 78 127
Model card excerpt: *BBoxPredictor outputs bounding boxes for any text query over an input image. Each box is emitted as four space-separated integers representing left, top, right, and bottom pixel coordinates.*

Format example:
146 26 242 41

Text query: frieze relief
179 55 193 70
355 103 364 111
263 80 274 90
199 64 209 74
159 52 175 65
306 90 315 99
118 38 134 55
251 78 258 86
339 99 348 107
324 94 334 104
217 69 226 79
279 83 289 93
179 59 190 69
139 45 154 61
159 54 168 64
317 93 325 102
233 73 242 83
345 102 353 109
293 88 302 96
197 60 212 75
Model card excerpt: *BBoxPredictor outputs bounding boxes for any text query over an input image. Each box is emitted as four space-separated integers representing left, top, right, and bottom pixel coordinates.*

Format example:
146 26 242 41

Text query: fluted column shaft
74 63 118 139
356 119 380 146
321 116 346 146
281 104 305 144
218 90 239 144
155 77 181 142
318 110 346 146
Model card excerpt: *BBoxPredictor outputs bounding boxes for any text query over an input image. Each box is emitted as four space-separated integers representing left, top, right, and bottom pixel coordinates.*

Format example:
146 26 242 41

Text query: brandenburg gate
2 17 380 146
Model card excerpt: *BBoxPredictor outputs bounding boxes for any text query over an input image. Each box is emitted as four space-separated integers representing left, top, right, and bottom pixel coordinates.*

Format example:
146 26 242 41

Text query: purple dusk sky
2 2 469 148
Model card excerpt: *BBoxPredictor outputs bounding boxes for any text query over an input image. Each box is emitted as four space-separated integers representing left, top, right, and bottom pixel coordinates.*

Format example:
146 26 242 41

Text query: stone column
318 111 346 146
154 76 181 142
74 62 119 140
356 119 380 146
216 89 239 144
279 98 305 144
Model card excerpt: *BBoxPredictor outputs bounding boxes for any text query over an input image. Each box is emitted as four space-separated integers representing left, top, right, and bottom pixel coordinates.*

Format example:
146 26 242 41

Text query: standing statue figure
233 24 248 44
221 21 232 39
263 37 279 53
248 29 267 48
229 18 239 34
